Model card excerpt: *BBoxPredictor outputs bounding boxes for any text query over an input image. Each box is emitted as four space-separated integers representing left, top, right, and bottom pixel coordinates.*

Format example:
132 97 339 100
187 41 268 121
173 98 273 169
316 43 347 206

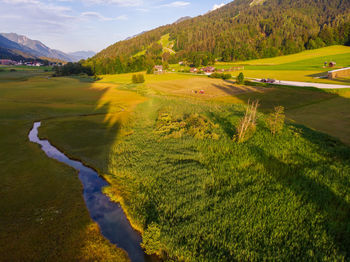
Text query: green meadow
40 72 350 260
193 46 350 85
0 71 130 261
1 48 350 261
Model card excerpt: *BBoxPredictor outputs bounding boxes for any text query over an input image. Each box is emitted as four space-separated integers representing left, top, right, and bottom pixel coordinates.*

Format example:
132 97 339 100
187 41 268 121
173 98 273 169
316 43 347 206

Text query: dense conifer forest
85 0 350 74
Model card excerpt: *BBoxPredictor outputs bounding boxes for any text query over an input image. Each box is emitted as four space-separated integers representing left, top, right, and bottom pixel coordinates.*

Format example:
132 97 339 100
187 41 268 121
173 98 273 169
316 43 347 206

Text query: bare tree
235 100 259 143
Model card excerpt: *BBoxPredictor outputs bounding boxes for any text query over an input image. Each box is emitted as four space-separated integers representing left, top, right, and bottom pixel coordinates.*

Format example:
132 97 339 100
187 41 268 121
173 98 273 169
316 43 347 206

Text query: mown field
39 72 350 261
0 71 133 261
171 45 350 85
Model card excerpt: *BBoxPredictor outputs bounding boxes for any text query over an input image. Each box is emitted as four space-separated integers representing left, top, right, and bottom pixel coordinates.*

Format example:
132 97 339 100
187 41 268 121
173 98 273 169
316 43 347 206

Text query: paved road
254 79 350 89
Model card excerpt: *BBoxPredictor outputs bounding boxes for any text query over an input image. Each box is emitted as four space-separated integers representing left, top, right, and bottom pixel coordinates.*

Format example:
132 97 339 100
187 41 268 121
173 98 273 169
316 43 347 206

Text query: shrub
132 74 145 83
10 69 16 72
0 68 5 72
137 74 145 83
132 74 138 83
155 112 219 139
267 106 285 135
234 100 259 143
146 67 154 74
237 72 244 84
222 73 232 80
209 73 232 80
141 223 163 256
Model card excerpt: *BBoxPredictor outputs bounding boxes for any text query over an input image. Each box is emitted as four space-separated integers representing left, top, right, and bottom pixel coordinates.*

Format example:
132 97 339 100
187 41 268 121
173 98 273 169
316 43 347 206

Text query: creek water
29 122 156 262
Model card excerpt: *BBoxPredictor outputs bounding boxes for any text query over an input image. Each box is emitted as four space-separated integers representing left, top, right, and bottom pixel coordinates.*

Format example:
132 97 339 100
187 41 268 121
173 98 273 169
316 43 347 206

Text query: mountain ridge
0 33 95 62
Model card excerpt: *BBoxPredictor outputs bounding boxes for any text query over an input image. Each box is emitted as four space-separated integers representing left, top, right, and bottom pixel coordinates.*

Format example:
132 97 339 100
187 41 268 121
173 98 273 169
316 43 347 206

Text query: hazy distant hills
68 51 96 62
0 33 95 62
92 0 350 73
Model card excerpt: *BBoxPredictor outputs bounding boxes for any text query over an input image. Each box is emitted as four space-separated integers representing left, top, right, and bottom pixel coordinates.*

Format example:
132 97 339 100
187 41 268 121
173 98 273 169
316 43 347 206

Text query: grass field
0 70 134 261
171 46 350 85
39 72 350 261
2 67 350 261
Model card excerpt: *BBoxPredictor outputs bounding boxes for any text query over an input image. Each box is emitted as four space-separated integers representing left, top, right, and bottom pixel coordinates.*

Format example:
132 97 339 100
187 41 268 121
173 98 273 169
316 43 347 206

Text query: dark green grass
41 93 350 261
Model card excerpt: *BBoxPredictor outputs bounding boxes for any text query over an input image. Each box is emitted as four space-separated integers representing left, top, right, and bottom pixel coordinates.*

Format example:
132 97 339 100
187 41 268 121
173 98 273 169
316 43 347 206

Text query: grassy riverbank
40 73 350 261
0 71 131 261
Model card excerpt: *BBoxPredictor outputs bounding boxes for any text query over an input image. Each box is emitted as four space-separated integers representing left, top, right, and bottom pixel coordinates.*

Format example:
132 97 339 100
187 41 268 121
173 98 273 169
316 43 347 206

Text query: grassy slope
232 45 350 66
40 73 350 261
215 46 350 85
133 33 175 57
0 71 134 261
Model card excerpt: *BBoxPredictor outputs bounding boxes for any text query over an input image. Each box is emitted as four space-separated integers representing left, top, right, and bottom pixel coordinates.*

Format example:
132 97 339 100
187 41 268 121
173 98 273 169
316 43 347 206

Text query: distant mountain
1 33 73 62
89 0 350 74
68 51 96 62
174 16 191 24
0 34 38 58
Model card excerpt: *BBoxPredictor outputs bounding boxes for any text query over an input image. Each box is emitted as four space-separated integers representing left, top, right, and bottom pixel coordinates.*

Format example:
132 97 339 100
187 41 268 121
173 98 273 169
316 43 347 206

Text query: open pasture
217 45 350 85
148 77 264 99
224 45 350 66
2 68 350 261
40 72 350 261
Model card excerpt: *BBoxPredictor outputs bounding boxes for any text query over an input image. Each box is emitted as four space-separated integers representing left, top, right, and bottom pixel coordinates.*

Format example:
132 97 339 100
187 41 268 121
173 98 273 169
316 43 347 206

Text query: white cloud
0 0 75 39
81 11 127 21
212 3 225 10
81 0 143 6
161 1 190 7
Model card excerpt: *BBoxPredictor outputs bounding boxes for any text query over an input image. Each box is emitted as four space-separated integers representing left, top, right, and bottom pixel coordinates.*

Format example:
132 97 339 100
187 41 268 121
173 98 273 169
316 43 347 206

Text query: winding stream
29 122 155 262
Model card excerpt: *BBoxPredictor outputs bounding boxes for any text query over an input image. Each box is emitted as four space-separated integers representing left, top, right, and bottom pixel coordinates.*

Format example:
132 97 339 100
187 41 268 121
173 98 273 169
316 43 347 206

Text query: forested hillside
87 0 350 74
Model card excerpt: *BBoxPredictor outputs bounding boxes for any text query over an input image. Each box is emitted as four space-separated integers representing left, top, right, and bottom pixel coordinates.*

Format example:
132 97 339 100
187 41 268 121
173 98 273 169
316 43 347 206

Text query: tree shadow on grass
251 144 350 258
208 111 237 138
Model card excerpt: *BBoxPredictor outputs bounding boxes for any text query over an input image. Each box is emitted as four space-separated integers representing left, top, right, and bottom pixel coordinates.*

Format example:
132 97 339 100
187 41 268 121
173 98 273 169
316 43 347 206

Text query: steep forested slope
88 0 350 74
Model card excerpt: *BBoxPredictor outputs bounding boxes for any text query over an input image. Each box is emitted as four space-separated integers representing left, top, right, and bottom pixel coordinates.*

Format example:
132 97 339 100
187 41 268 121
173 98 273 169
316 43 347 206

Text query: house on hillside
328 67 350 79
154 65 163 74
203 66 216 75
0 59 16 65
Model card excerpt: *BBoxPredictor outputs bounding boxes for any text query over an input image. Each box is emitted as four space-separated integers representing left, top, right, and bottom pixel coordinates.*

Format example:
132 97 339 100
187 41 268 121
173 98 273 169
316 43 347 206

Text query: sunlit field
39 71 350 261
0 70 131 261
171 46 350 85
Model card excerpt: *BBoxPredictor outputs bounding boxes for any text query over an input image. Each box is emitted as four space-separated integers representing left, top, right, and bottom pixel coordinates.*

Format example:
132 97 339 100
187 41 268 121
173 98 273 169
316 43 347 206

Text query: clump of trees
236 72 244 84
53 62 93 77
267 106 285 135
234 100 259 143
132 74 145 83
209 73 231 80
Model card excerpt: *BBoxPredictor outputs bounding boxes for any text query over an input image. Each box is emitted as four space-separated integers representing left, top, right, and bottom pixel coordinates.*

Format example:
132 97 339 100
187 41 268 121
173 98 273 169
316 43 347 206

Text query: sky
0 0 230 53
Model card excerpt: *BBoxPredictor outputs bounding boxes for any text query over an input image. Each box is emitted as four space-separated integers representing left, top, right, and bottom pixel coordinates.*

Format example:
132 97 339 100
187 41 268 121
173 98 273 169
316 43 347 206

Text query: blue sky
0 0 230 53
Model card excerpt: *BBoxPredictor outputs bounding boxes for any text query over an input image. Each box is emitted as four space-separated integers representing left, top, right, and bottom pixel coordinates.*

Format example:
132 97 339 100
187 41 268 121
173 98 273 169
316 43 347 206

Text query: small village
0 59 61 67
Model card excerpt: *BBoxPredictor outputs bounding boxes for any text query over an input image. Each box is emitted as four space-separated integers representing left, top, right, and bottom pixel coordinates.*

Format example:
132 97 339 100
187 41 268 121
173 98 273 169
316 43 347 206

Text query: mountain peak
0 33 94 62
